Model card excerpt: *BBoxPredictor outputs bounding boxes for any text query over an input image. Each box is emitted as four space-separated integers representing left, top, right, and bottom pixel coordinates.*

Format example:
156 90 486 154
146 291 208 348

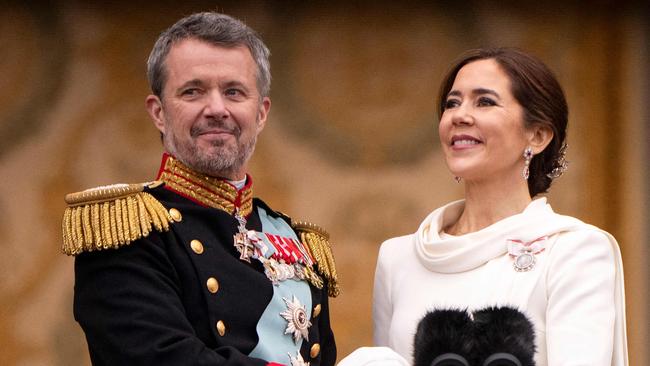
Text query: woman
341 48 627 366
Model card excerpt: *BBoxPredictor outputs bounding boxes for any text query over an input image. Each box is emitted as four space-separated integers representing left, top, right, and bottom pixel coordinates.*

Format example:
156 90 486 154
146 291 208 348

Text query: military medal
507 236 547 272
288 352 310 366
280 295 311 343
233 208 256 262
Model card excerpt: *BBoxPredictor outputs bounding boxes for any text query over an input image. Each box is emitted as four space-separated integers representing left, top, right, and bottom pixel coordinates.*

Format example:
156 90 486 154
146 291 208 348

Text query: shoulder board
61 181 172 256
292 221 340 297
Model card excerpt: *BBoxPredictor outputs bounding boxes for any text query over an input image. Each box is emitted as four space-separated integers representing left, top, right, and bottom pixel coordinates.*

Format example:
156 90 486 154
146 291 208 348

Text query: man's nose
204 92 229 119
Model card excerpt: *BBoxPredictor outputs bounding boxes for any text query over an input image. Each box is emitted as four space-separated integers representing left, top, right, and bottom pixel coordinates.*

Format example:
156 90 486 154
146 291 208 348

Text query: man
62 12 338 366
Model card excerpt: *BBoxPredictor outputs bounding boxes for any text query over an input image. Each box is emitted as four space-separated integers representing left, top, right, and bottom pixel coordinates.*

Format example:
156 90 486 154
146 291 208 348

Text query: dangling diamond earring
522 147 533 180
454 176 462 183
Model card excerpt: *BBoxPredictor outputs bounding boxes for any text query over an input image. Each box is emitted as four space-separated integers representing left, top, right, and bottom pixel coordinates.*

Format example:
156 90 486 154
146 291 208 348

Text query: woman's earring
522 147 533 180
454 176 462 183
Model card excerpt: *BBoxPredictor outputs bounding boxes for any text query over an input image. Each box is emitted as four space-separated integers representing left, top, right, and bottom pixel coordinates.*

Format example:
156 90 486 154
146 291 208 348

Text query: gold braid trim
159 156 253 216
293 221 340 297
62 183 172 256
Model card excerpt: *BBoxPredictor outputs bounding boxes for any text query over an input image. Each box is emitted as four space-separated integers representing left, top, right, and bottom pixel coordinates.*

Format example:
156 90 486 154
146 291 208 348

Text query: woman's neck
445 176 532 236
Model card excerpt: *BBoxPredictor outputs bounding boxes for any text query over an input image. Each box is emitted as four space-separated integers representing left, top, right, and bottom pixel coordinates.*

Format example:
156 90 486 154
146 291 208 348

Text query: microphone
472 306 535 366
412 306 536 366
412 309 474 366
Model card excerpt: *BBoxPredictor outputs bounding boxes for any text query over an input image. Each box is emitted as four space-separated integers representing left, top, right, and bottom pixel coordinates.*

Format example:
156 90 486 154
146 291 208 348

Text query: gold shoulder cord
293 221 340 297
62 182 172 256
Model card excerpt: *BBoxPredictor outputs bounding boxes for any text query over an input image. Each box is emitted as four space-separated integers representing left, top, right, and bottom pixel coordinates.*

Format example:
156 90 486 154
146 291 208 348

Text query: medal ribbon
507 236 547 257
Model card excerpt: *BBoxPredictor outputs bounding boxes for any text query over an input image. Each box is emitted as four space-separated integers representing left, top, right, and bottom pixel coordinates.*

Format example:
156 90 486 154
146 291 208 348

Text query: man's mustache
190 118 240 138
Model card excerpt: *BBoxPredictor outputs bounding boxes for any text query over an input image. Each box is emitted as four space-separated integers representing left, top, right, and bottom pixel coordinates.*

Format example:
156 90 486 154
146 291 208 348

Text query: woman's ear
528 124 554 154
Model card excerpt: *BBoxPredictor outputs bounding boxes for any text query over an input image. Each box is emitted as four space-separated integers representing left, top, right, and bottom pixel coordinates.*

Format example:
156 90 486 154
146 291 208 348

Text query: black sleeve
73 235 269 366
317 285 337 366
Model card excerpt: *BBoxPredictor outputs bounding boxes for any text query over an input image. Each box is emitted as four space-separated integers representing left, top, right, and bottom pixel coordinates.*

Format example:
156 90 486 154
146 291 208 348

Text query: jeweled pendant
513 250 536 272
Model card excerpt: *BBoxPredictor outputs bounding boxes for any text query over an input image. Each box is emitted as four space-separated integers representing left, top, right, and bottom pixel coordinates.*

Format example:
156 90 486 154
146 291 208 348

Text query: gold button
206 277 219 293
312 304 321 318
310 343 320 358
190 239 204 254
169 208 182 222
216 320 226 336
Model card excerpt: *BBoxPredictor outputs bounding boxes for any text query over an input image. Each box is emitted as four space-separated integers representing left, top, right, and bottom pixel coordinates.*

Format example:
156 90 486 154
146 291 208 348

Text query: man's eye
225 88 242 97
181 88 200 96
477 97 496 107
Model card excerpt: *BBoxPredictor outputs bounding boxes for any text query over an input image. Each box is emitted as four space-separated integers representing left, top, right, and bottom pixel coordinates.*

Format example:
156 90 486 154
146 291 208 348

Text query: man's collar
156 153 253 216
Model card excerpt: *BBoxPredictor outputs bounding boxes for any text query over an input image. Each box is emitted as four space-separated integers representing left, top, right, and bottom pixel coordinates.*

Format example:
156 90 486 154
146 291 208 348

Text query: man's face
146 38 270 180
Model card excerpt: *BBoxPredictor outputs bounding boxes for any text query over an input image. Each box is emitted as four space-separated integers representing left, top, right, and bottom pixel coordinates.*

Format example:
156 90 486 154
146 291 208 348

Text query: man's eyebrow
222 80 250 91
177 79 204 90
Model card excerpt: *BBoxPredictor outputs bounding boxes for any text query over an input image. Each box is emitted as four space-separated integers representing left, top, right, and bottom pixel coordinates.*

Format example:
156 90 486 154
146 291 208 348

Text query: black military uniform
63 154 339 366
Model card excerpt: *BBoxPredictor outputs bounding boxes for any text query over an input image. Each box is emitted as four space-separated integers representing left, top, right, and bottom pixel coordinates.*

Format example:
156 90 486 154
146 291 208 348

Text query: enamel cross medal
233 208 255 263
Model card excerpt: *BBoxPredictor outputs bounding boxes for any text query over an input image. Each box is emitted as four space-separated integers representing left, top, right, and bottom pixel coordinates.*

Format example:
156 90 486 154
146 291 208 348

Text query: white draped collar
413 197 628 365
415 197 582 273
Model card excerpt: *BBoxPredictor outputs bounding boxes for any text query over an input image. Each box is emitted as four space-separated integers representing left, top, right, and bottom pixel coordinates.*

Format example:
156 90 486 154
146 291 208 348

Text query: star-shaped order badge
280 295 311 343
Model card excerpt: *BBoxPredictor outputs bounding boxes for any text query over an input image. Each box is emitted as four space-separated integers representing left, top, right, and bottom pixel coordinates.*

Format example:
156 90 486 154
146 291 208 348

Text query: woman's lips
451 134 482 148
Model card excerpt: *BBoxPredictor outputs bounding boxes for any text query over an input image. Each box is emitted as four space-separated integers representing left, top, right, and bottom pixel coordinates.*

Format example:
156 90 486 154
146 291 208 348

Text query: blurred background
0 1 647 365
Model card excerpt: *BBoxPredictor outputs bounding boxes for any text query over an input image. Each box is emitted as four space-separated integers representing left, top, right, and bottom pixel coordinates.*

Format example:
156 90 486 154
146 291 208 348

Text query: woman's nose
450 104 474 126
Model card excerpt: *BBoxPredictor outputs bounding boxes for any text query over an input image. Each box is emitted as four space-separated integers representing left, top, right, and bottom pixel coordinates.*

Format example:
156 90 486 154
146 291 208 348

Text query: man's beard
163 118 258 179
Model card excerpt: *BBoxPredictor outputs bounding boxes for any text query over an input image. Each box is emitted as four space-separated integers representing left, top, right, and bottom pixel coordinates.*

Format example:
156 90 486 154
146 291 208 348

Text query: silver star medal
233 208 255 262
280 295 311 343
288 352 310 366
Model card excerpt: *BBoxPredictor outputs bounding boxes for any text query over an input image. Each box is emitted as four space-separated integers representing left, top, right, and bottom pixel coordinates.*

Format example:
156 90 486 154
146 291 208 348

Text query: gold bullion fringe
294 222 340 297
62 192 172 256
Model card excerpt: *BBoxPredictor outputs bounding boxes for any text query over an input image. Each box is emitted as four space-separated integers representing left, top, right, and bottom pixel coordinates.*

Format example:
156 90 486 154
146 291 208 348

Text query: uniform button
169 208 182 222
206 277 219 293
312 304 321 318
190 239 204 254
310 343 320 358
216 320 226 336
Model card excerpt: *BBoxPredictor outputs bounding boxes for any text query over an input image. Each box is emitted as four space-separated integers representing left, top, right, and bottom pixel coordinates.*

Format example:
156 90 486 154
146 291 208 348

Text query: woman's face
438 59 531 183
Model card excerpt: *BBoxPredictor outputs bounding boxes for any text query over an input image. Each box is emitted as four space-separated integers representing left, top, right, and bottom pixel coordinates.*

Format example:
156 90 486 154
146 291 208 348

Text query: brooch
507 236 547 272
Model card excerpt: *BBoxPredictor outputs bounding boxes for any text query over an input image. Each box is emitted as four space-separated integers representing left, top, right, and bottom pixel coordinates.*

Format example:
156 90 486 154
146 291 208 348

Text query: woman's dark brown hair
438 47 568 197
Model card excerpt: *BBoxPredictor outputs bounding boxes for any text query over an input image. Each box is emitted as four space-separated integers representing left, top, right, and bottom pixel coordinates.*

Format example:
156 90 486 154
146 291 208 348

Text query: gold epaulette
293 221 340 297
62 181 173 256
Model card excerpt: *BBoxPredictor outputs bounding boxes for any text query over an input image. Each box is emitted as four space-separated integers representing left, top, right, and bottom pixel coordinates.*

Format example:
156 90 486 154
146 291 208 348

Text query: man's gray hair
147 12 271 98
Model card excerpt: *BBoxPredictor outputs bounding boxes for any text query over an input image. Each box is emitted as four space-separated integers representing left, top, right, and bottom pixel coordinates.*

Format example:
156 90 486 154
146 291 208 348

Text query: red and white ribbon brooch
507 236 547 272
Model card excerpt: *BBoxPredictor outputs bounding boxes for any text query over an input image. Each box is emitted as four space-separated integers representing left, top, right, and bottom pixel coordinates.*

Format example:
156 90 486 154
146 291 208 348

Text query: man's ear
145 94 165 134
528 124 553 155
256 97 271 132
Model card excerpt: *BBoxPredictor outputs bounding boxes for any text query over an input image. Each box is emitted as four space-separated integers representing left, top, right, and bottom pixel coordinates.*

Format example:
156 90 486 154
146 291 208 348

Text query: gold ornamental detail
159 156 253 217
62 183 172 256
293 221 340 297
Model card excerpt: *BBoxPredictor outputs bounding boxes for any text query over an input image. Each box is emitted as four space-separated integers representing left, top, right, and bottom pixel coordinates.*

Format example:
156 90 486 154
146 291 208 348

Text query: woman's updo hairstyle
438 47 568 197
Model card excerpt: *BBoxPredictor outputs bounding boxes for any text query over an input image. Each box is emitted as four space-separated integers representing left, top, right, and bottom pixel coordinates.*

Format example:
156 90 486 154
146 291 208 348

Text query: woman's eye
477 97 496 107
444 99 460 109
